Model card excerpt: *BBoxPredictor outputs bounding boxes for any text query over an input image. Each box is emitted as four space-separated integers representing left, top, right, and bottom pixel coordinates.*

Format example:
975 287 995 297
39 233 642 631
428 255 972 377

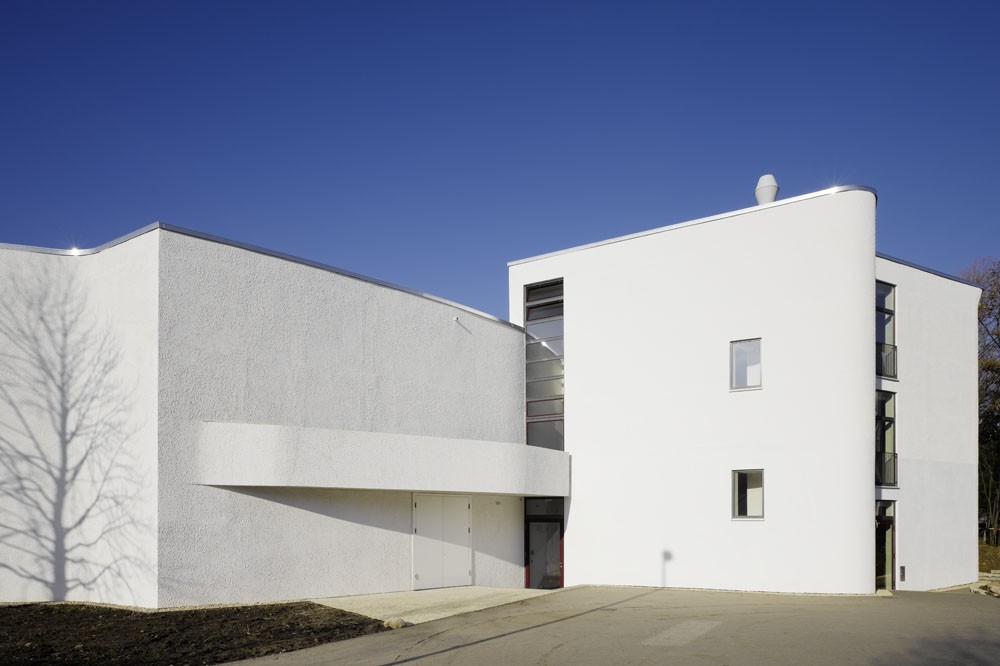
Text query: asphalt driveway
237 586 1000 665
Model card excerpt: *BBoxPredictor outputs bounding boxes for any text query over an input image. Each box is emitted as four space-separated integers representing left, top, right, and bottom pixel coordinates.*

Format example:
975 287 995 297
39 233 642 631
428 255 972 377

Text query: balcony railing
876 451 898 486
876 342 897 379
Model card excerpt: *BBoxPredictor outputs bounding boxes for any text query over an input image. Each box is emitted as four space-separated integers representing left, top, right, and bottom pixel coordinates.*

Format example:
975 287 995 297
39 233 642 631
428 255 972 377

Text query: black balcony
877 342 897 379
876 451 897 486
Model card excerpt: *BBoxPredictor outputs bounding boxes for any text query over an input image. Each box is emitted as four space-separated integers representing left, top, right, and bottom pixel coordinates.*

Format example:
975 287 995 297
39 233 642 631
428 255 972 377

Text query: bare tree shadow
871 631 1000 666
0 264 148 602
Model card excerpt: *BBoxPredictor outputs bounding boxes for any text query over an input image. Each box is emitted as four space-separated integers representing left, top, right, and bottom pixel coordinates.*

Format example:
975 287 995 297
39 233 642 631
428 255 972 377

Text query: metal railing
877 342 897 379
876 451 898 486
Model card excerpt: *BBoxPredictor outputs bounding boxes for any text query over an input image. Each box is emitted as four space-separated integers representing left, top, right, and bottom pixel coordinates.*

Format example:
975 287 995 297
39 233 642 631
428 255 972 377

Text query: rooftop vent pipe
754 174 779 205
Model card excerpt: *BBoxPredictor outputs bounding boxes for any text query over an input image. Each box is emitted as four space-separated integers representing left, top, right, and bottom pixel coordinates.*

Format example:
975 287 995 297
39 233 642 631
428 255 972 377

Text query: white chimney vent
754 174 779 205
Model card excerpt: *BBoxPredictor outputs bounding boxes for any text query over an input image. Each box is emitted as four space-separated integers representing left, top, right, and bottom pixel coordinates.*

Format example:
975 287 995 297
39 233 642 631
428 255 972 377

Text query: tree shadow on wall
0 266 147 601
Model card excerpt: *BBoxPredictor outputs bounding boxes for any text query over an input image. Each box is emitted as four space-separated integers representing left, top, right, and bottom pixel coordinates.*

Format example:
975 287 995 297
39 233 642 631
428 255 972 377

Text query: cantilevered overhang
195 422 570 497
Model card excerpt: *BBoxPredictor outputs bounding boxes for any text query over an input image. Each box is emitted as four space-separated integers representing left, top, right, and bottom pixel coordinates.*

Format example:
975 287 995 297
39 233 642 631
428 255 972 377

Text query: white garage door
413 494 471 590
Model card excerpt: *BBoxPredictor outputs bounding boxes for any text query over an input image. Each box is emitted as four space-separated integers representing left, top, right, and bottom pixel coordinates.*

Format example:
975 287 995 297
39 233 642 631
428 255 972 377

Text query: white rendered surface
0 224 534 608
510 188 878 593
0 236 159 607
875 257 980 591
0 181 976 607
196 422 568 496
157 229 530 606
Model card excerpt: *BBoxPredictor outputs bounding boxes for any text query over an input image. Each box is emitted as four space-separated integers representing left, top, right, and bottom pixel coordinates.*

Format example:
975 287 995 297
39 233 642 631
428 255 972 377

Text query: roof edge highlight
507 185 877 267
875 253 980 289
0 222 522 330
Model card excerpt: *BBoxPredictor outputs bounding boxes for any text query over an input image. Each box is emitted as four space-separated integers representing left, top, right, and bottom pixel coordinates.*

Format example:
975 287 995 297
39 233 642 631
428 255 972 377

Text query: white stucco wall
875 257 980 590
157 229 530 606
509 187 878 593
0 235 159 607
196 422 568 496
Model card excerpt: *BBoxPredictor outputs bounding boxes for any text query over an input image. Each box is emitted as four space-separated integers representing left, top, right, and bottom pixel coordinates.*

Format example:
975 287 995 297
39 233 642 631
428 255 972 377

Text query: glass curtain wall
525 280 564 450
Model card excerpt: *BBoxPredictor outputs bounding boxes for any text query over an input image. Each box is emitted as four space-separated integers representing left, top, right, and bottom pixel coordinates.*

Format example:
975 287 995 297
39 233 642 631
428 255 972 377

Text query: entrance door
876 500 895 590
527 520 563 589
413 494 471 590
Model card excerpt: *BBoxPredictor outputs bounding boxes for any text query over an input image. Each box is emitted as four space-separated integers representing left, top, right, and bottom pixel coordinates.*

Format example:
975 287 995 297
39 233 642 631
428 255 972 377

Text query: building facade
0 182 980 607
508 185 980 594
0 225 568 607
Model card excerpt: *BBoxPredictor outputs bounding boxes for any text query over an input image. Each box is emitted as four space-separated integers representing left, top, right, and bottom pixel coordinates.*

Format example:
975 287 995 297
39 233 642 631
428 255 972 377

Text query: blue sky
1 1 997 318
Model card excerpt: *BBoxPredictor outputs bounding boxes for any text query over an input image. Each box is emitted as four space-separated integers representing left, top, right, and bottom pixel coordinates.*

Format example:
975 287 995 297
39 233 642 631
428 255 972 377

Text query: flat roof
0 222 523 330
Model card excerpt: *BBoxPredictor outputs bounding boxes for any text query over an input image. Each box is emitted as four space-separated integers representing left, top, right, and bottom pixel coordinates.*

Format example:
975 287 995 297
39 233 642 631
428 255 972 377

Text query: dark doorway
525 498 564 589
876 500 895 590
527 521 563 589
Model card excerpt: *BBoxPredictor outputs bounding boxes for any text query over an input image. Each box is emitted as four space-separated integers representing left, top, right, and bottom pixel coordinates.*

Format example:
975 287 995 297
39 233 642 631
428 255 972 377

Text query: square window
730 339 761 389
732 470 764 518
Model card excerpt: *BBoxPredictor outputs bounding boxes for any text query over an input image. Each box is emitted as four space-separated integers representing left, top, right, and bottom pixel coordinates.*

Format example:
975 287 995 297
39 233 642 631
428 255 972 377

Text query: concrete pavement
311 586 553 625
237 586 1000 665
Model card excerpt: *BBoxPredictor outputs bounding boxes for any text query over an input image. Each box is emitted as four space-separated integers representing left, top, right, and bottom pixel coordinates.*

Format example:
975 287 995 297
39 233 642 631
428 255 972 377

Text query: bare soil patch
0 601 387 665
980 543 1000 573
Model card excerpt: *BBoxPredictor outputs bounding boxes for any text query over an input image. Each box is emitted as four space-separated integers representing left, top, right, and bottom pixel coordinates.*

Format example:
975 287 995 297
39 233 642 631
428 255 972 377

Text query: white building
508 183 980 594
0 225 567 608
0 180 979 607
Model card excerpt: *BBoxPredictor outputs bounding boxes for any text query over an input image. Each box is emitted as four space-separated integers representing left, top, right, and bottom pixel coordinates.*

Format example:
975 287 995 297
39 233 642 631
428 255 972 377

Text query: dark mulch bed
0 601 388 665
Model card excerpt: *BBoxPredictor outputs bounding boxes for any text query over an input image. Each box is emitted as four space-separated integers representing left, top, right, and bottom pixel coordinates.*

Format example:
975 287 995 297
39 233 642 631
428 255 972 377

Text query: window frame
876 390 897 487
876 281 896 345
525 279 564 450
876 390 895 450
732 469 765 519
876 281 898 379
729 338 762 391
